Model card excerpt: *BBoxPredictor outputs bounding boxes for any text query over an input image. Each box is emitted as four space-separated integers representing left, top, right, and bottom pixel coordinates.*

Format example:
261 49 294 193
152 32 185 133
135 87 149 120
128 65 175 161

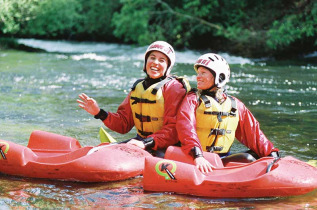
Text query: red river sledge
0 130 151 182
143 146 317 198
1 130 317 198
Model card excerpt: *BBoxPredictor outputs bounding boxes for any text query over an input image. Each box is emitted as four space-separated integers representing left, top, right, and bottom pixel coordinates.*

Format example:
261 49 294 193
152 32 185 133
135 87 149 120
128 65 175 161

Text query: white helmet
143 41 175 76
194 53 230 88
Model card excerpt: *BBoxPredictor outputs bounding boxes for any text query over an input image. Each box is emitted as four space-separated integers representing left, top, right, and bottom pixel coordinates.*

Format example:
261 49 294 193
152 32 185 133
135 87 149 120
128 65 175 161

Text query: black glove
142 137 155 150
190 146 203 159
94 109 108 121
270 151 280 158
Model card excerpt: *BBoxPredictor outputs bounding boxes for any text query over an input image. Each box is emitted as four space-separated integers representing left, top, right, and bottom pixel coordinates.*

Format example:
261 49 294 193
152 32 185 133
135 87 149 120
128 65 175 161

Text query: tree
1 0 316 58
0 0 39 35
111 0 317 57
266 1 317 55
22 0 82 38
75 0 121 41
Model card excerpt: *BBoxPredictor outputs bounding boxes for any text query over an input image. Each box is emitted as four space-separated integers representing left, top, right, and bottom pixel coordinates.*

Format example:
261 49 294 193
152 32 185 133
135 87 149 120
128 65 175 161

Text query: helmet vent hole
208 57 214 61
214 55 219 60
219 73 225 82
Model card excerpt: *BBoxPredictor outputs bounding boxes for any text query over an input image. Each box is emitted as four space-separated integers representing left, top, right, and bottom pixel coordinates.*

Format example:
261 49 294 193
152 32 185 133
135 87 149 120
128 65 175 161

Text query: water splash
17 39 254 65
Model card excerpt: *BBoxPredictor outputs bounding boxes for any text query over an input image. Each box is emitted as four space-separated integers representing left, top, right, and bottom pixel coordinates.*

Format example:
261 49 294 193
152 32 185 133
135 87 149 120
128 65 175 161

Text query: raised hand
77 93 100 116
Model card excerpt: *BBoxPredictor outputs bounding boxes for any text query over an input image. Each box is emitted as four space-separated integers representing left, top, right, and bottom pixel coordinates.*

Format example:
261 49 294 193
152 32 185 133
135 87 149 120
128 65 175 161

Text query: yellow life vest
130 76 190 138
196 94 239 154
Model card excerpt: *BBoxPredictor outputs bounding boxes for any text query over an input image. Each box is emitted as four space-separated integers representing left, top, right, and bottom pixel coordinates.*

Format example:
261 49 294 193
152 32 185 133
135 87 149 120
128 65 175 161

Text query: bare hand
194 156 214 173
77 93 100 116
126 139 145 149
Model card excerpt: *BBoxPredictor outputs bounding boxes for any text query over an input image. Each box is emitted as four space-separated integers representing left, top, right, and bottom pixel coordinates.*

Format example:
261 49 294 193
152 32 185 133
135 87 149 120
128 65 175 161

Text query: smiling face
196 66 215 90
145 51 169 79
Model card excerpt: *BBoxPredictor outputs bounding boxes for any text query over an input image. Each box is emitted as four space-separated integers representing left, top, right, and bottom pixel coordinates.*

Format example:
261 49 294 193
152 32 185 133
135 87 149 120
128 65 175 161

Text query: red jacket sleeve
149 79 187 150
176 92 203 155
234 96 276 157
103 93 135 134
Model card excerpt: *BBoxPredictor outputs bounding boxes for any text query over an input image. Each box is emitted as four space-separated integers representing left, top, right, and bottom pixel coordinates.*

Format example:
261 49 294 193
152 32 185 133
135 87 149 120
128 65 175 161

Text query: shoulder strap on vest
151 76 174 94
136 75 191 95
172 76 191 92
131 78 144 91
151 75 192 94
228 95 237 116
201 94 237 122
200 95 211 108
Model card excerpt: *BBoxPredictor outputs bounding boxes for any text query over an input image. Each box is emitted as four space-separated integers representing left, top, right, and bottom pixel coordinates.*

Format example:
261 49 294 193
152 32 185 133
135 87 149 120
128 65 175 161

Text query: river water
0 39 316 209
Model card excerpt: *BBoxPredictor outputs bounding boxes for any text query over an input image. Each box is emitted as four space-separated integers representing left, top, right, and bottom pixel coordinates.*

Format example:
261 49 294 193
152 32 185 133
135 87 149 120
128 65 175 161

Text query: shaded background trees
0 0 316 58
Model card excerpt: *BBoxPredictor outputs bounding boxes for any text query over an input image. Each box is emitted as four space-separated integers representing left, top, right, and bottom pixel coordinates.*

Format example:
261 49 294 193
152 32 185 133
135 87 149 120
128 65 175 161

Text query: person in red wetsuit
176 53 279 173
77 41 190 156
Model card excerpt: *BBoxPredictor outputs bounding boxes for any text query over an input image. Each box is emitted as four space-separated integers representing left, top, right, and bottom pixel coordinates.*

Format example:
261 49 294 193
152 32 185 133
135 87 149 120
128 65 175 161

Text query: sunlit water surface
0 39 316 208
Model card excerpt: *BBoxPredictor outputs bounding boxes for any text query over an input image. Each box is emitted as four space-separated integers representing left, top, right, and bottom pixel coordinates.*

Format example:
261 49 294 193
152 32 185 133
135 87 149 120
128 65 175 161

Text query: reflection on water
0 39 316 208
0 174 316 209
0 176 316 208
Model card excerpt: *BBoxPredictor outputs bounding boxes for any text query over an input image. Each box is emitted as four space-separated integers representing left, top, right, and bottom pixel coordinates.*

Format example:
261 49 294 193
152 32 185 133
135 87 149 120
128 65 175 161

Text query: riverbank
2 37 317 65
0 38 44 52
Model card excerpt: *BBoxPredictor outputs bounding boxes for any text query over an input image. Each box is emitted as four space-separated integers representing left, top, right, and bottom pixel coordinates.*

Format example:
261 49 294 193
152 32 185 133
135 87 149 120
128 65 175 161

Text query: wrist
270 148 280 158
94 109 108 121
190 146 203 159
142 137 155 150
270 151 280 158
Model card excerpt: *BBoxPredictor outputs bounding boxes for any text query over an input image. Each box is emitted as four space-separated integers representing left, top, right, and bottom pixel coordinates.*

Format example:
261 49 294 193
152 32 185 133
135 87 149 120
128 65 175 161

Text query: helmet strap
206 84 217 92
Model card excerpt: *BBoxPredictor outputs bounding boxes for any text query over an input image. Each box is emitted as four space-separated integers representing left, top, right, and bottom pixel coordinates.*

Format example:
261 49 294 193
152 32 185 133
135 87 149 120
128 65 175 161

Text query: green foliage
23 0 81 37
0 0 39 34
267 1 317 50
0 0 121 40
1 0 316 57
76 0 121 41
112 0 154 44
0 0 81 37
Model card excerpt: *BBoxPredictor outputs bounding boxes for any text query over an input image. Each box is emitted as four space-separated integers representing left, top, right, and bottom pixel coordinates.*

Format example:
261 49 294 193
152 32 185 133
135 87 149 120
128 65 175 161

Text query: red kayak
0 130 151 182
143 146 317 198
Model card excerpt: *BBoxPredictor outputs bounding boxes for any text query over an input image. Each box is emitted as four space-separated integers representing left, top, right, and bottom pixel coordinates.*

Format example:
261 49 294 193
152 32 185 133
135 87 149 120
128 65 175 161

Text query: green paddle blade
99 127 117 143
307 160 317 167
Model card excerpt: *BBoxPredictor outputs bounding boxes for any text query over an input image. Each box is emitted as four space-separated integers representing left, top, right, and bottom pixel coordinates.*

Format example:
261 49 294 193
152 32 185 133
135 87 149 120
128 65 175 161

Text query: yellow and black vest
196 93 239 153
130 76 190 138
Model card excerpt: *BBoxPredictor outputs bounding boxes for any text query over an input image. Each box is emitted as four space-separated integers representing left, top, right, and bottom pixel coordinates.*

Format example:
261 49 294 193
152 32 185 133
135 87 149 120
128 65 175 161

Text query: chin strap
206 84 217 92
